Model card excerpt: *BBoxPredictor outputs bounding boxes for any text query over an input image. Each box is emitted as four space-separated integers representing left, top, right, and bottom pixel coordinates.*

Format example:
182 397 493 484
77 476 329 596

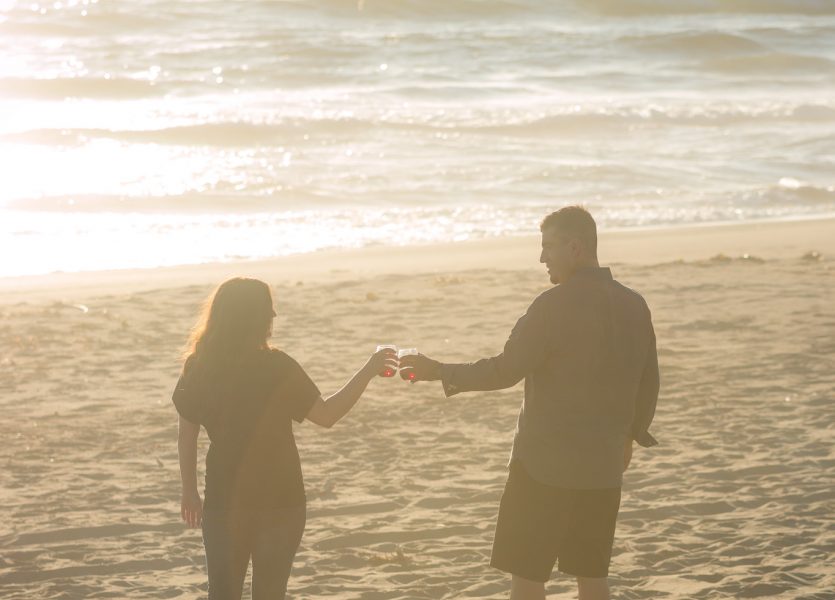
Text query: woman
173 277 396 600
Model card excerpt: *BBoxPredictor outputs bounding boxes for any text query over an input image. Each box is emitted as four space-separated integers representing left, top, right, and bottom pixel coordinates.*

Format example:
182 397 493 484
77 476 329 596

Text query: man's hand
623 438 633 473
398 353 442 383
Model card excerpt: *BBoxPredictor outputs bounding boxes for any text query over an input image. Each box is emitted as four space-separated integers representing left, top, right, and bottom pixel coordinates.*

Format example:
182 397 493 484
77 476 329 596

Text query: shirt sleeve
274 353 322 423
172 358 201 425
631 314 659 448
440 295 549 397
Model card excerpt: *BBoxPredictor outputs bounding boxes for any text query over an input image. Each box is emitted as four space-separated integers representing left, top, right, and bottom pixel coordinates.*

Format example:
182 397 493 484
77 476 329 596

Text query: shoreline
3 215 833 304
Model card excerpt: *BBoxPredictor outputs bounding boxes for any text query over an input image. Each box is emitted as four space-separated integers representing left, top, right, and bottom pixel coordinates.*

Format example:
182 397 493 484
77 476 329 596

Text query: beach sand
1 218 834 599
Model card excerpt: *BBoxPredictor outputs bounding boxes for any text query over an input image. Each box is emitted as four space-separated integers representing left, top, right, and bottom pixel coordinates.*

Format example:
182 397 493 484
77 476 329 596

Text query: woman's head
184 277 276 363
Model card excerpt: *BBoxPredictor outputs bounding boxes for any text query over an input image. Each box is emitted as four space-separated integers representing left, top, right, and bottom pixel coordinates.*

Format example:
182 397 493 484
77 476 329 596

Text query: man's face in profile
540 226 572 284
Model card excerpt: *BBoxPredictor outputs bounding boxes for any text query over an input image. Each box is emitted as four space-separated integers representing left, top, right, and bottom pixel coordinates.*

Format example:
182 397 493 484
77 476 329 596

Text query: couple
173 206 659 600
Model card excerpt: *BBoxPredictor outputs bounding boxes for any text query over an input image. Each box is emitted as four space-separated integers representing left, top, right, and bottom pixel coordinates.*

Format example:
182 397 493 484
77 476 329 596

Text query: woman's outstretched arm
306 347 397 428
177 415 203 527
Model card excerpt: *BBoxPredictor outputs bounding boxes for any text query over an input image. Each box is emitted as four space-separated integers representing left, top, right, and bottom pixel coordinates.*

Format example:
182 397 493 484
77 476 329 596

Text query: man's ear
568 238 583 260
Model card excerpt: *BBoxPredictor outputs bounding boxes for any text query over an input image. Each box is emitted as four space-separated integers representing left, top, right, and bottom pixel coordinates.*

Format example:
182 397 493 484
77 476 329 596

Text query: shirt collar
571 266 613 281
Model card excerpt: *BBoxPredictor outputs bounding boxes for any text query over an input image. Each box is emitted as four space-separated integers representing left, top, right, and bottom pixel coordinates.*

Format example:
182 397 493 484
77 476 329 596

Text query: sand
1 217 834 599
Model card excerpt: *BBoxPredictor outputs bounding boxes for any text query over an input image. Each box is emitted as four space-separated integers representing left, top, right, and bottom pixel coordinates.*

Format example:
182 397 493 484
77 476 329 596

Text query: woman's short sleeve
273 351 321 423
172 359 201 425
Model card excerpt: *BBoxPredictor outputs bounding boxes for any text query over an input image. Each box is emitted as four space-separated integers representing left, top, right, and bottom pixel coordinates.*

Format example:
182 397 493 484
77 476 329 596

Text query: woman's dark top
172 349 320 510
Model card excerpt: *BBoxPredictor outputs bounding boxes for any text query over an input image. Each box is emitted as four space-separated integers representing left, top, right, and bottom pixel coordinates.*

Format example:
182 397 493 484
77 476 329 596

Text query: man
400 206 659 600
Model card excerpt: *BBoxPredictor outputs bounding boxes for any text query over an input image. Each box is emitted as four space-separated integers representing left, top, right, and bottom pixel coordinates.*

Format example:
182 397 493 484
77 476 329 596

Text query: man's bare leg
577 576 609 600
510 574 545 600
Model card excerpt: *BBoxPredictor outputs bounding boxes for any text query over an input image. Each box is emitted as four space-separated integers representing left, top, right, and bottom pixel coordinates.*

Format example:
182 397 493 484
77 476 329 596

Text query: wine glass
376 344 398 377
397 347 418 380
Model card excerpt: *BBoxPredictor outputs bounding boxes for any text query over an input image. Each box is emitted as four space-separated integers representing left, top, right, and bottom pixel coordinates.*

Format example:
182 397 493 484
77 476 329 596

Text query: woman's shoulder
263 348 314 387
265 347 299 370
266 346 288 359
180 353 199 377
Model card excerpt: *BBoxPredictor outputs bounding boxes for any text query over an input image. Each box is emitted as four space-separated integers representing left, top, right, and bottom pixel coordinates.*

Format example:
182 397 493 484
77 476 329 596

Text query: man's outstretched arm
632 319 659 448
400 296 550 396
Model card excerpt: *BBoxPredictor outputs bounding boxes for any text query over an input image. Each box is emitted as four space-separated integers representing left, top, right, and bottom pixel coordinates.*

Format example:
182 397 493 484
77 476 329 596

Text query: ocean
1 0 834 276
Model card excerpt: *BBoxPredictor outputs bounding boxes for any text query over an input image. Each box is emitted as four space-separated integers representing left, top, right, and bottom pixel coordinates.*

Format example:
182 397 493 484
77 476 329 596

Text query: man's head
539 206 598 284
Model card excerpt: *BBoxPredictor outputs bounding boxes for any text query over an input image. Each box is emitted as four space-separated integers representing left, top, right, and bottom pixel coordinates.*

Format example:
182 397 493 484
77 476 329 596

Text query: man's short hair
540 206 598 258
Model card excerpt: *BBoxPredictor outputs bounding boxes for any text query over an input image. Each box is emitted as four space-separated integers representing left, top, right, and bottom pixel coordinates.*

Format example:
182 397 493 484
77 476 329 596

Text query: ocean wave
738 181 835 207
577 0 835 16
0 121 370 147
286 0 552 19
0 77 161 100
623 31 766 56
466 105 835 134
0 20 91 37
2 189 340 213
279 0 835 18
4 101 834 147
788 105 835 120
7 0 833 27
702 53 835 74
7 180 834 217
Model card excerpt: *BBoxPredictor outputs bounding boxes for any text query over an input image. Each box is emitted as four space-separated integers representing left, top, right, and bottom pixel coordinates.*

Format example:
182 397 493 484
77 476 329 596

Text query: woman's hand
181 488 203 528
623 439 633 473
364 346 399 378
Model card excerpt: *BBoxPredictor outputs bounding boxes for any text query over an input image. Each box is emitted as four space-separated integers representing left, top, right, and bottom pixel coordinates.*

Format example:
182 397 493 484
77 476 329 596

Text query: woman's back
173 348 320 510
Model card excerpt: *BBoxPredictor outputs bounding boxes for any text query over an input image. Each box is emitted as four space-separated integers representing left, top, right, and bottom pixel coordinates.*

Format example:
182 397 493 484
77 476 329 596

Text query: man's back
438 266 658 490
513 266 658 489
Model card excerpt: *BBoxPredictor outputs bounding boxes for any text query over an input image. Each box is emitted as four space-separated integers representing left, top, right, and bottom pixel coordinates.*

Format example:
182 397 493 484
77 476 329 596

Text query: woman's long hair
183 277 275 371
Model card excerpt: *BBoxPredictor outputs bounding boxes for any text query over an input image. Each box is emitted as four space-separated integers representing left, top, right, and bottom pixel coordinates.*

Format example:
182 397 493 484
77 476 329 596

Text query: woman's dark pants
202 504 306 600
